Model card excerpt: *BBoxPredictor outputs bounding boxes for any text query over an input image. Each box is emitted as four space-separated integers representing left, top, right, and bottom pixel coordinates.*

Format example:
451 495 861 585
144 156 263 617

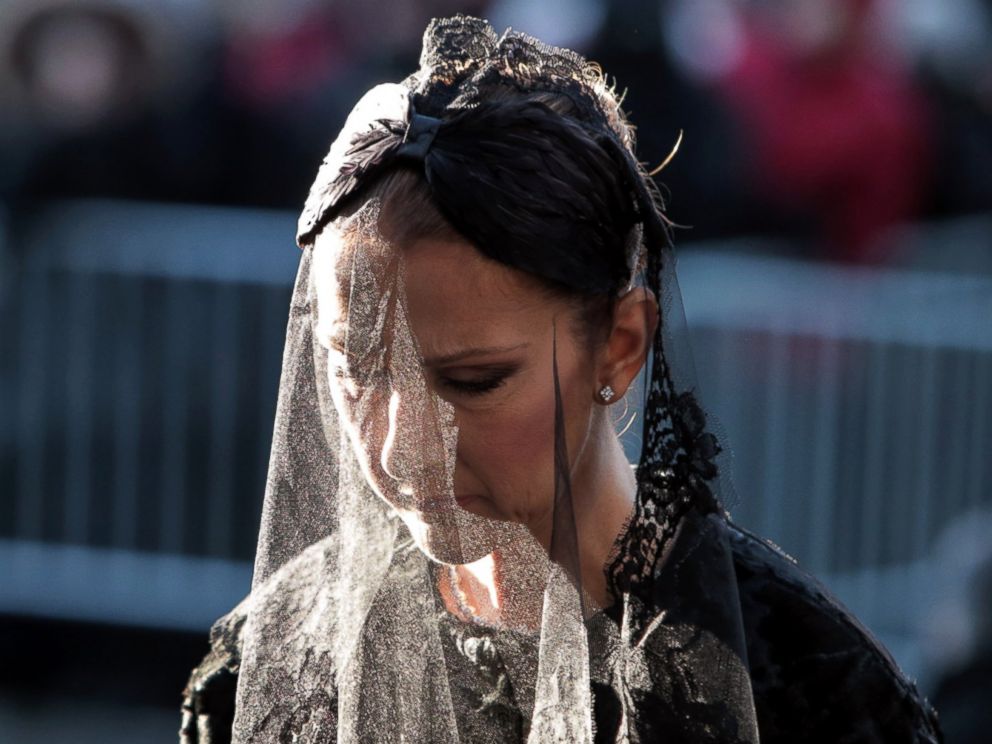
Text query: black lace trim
605 356 721 615
412 15 619 140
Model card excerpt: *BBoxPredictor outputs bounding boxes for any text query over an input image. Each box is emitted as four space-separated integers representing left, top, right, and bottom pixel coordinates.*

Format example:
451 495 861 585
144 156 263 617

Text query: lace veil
231 16 759 743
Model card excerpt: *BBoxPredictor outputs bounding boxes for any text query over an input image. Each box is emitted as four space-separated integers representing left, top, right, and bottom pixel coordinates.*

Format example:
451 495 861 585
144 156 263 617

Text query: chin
399 509 515 565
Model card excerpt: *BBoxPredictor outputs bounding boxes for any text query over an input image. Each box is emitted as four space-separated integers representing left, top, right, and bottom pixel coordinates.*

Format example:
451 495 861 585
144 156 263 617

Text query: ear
594 287 658 403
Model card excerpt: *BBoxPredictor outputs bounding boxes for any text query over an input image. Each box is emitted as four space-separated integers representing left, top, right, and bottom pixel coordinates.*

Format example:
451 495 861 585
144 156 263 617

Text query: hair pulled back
358 87 649 344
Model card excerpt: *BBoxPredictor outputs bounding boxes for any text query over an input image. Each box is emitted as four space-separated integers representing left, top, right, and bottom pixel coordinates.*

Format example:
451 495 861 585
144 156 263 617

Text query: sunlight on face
311 221 506 564
312 217 599 563
402 237 599 530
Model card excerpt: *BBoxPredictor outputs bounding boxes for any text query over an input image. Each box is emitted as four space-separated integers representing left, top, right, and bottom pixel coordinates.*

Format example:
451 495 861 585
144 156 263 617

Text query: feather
425 100 638 293
297 118 407 246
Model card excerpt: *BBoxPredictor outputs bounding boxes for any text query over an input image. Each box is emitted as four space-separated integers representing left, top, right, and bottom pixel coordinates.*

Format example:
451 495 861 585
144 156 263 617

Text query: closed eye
437 366 516 397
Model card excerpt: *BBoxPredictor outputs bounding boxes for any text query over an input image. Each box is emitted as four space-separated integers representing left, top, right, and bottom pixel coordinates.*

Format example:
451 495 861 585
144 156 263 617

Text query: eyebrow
422 343 530 367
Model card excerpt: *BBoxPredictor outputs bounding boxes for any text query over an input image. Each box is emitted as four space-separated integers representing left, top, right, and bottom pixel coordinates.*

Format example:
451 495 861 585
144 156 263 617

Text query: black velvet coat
181 511 942 743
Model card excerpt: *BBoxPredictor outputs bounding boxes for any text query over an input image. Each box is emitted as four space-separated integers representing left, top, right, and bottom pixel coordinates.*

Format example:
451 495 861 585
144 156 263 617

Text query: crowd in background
2 0 992 262
1 1 991 741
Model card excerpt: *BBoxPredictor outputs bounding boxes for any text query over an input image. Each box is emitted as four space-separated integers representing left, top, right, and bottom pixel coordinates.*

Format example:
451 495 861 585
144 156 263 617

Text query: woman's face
313 221 602 563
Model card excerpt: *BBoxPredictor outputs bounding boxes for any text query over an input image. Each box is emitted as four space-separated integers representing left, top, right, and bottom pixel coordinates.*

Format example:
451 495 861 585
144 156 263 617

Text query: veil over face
311 202 523 566
230 15 761 744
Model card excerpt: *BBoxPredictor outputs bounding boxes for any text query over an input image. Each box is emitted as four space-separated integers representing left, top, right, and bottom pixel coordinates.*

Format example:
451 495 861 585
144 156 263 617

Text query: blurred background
1 0 990 741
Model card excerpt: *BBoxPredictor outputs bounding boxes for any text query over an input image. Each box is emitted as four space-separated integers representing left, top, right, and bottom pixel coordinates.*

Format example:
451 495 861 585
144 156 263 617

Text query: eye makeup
436 365 518 397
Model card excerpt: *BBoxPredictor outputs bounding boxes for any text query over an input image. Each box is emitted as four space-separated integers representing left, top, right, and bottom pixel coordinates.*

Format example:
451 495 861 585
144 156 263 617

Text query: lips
454 493 478 507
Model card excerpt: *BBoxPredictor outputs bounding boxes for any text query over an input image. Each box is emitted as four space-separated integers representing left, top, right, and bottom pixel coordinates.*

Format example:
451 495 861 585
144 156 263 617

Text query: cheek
329 381 390 490
455 349 597 513
457 395 556 498
456 367 594 516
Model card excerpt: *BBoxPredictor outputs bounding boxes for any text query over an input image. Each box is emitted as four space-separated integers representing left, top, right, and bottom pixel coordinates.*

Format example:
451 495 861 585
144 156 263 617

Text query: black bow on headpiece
397 110 443 163
297 87 671 295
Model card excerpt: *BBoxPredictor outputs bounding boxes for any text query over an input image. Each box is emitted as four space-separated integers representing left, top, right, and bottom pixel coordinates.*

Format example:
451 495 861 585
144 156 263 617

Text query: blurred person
210 0 491 207
181 15 940 743
217 0 350 109
893 0 992 217
669 0 933 262
0 0 222 205
5 0 160 130
208 0 356 206
894 0 992 108
588 0 756 242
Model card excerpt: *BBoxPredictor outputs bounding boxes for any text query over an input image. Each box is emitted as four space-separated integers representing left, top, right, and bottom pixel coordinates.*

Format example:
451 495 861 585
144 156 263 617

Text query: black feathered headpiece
296 17 673 296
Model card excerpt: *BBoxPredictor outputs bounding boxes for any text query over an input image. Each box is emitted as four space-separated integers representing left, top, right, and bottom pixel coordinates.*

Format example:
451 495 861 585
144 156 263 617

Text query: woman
181 16 941 743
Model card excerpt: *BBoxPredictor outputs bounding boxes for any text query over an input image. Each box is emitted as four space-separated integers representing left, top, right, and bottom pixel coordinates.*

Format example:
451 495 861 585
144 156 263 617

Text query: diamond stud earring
599 385 615 403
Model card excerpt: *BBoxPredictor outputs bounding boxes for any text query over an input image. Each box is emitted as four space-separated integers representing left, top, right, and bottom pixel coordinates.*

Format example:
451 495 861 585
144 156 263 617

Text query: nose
380 389 416 484
379 386 453 507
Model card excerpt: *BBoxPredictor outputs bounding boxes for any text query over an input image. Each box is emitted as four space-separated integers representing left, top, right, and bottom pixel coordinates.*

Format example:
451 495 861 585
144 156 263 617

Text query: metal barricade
2 202 989 675
2 199 299 628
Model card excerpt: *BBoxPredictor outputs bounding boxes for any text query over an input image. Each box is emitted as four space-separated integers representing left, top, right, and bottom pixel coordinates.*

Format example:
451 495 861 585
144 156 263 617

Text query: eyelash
439 373 509 396
330 363 512 397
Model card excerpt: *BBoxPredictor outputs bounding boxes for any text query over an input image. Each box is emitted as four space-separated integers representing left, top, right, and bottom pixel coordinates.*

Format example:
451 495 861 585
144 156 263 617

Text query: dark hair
362 90 645 347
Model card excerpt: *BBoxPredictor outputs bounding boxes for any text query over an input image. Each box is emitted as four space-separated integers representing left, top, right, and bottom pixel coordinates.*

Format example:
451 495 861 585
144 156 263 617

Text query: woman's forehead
404 238 546 307
312 227 395 350
402 238 558 352
316 224 395 298
315 229 561 356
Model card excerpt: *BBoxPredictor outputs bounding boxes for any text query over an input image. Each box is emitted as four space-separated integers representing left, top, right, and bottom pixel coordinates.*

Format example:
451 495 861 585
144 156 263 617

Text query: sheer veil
230 16 760 744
